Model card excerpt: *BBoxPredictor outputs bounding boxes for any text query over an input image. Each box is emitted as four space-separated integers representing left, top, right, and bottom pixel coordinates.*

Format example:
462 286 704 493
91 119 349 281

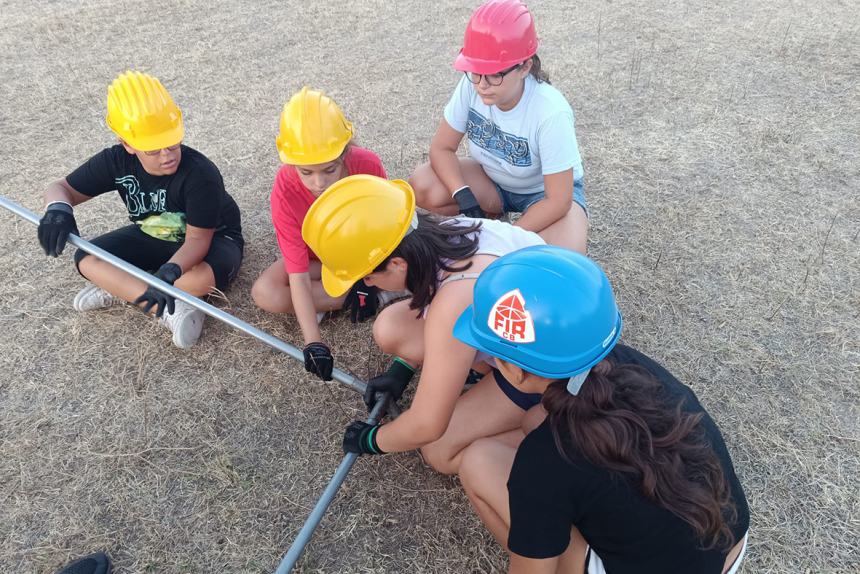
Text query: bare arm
513 169 573 232
521 404 547 435
289 271 322 345
508 553 560 574
44 178 92 207
168 223 214 273
428 119 468 197
375 279 477 452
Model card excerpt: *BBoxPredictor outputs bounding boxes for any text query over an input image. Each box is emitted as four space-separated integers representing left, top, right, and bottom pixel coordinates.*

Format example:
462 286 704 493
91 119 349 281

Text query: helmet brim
321 265 356 298
453 51 525 75
113 123 184 153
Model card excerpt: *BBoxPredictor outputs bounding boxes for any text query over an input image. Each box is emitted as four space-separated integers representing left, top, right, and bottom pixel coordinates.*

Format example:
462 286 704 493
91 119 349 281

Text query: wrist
390 357 416 379
452 186 482 213
45 201 73 214
364 425 386 455
157 262 183 283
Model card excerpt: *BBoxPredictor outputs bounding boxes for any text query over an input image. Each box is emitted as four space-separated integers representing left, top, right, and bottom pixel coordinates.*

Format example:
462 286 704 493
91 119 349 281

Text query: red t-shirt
271 146 386 274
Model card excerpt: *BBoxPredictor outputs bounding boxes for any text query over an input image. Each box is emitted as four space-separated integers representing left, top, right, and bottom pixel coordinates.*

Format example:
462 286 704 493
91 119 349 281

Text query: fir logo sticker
488 289 535 343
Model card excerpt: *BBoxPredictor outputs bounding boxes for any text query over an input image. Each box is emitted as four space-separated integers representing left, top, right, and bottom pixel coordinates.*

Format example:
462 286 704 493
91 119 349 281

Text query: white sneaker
159 299 205 349
73 284 123 311
378 290 410 307
316 311 326 324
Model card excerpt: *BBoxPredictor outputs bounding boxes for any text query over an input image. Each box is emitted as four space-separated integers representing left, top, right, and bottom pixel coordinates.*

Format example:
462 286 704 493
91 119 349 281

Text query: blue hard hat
453 245 622 379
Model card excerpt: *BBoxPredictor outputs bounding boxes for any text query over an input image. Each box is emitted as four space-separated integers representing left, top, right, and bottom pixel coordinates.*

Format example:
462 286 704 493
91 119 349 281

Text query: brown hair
528 54 550 84
374 212 481 311
542 359 737 550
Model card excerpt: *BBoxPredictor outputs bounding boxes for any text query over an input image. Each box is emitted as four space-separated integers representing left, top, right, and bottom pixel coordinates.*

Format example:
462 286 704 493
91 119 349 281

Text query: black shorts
73 225 243 291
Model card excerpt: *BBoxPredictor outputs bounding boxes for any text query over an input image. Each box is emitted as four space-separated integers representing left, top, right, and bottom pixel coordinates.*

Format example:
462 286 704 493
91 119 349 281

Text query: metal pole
0 194 367 395
274 396 389 574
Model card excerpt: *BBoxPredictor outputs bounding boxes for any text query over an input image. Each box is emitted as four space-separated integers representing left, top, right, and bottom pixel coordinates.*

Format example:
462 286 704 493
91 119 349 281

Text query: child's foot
72 285 123 312
159 299 204 348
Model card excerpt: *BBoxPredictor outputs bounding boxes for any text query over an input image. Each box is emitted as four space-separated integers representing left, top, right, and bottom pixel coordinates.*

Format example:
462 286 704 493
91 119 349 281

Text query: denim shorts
495 178 588 218
493 368 542 410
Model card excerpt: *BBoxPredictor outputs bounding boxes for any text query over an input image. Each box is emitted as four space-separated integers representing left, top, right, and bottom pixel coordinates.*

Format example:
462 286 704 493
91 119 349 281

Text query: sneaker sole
73 286 120 312
172 311 205 349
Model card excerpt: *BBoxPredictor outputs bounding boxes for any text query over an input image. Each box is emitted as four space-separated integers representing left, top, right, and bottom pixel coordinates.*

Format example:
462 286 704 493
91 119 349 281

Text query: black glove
132 262 182 318
453 186 486 219
363 358 416 410
38 202 79 257
343 279 379 323
343 420 385 455
303 341 334 381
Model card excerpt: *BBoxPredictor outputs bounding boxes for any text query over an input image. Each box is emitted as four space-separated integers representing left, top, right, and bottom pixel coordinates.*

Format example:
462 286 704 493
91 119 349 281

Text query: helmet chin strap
566 368 591 395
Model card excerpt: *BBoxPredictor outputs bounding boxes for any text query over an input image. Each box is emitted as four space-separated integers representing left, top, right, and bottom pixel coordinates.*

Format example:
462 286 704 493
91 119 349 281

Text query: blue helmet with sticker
453 245 622 380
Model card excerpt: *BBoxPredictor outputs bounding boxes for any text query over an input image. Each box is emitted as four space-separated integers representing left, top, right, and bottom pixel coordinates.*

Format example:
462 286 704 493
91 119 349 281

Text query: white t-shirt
443 74 584 195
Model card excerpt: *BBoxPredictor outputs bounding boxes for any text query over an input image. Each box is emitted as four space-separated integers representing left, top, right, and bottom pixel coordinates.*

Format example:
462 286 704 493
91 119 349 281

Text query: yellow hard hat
302 175 417 297
106 71 184 152
276 87 354 165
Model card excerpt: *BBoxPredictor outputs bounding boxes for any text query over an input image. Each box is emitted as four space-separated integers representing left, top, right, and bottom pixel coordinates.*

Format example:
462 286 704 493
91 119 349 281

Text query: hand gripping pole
0 194 367 395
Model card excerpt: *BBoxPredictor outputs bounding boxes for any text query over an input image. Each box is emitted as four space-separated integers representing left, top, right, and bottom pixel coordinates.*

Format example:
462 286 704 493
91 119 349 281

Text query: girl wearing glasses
410 0 588 254
250 88 388 382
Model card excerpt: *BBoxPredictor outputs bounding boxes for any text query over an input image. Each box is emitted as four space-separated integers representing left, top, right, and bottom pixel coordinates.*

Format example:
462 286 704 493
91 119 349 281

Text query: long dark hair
374 212 481 310
542 359 737 551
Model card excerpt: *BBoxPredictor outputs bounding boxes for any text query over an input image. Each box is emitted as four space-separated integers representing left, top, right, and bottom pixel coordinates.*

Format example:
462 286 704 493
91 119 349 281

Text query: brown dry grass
0 0 858 572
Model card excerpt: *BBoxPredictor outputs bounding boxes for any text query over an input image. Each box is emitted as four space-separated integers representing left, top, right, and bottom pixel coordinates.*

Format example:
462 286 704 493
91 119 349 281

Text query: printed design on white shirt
466 109 532 167
116 175 167 217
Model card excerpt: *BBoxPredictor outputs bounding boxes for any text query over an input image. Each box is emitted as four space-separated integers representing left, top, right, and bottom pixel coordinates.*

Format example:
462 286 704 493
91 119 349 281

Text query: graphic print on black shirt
116 174 167 217
506 344 750 574
66 144 243 246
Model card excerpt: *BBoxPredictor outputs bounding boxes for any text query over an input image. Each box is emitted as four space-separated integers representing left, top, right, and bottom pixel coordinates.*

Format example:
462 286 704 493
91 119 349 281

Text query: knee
372 310 400 354
74 251 97 279
458 441 488 491
251 275 290 313
420 441 458 476
409 163 445 209
458 438 500 491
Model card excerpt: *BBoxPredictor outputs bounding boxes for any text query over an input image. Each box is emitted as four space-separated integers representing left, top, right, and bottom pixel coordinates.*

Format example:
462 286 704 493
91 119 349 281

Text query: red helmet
454 0 539 75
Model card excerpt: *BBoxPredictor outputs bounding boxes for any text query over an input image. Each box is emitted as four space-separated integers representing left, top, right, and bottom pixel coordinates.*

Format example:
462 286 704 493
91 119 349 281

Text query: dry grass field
0 0 857 572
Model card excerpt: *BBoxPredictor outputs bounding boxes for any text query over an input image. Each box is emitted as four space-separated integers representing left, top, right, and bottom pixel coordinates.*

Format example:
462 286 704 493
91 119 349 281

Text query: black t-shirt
66 144 243 246
507 344 750 574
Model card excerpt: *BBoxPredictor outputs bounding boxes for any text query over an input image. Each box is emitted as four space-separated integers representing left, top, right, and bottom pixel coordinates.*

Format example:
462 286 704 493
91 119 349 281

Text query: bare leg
537 203 589 255
460 434 521 545
460 434 588 573
372 299 425 366
251 258 344 313
420 372 526 475
78 254 216 301
409 158 503 216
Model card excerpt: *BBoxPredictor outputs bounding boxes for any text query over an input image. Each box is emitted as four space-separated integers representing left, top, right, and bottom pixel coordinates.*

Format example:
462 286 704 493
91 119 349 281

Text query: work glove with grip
303 341 334 381
133 262 182 318
38 201 79 257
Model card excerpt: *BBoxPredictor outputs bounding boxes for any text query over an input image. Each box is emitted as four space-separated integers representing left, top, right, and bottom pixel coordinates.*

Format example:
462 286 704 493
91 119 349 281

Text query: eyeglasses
465 64 522 87
143 144 181 156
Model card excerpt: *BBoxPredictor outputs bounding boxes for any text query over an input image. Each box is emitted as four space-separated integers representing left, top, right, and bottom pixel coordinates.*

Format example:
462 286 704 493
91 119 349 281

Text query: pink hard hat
454 0 540 75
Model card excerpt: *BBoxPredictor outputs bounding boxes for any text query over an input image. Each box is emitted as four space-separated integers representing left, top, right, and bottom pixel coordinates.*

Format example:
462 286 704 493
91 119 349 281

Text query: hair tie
566 368 591 395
